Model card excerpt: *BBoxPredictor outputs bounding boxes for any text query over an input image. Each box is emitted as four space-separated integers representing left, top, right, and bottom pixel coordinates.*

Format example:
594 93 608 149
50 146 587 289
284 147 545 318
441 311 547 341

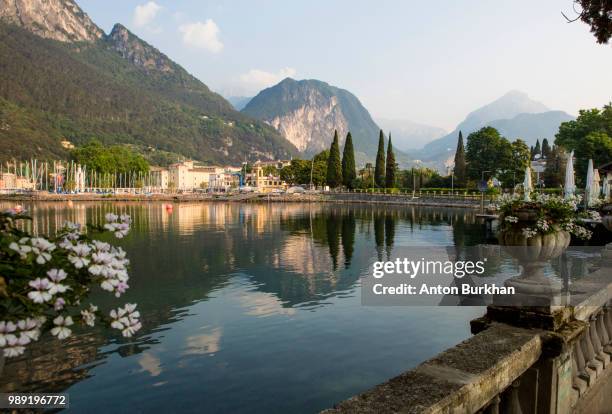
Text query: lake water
0 202 490 413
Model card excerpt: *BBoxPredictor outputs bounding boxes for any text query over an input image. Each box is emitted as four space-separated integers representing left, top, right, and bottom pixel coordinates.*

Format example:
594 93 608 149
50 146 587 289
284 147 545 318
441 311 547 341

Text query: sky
79 0 612 131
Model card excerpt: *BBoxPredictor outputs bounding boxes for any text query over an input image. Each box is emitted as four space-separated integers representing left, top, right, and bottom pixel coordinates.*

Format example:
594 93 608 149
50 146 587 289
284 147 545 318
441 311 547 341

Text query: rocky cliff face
266 91 349 154
243 78 379 157
107 24 175 73
0 0 103 42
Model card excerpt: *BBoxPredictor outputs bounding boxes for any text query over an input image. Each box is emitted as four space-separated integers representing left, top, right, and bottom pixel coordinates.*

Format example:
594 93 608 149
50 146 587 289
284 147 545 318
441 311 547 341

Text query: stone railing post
582 320 603 376
483 395 500 414
572 339 588 396
604 307 612 353
504 380 523 414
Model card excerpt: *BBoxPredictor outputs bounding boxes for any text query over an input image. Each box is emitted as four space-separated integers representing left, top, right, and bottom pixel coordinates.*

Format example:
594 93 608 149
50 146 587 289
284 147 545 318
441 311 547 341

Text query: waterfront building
249 162 288 193
167 161 242 192
0 172 35 190
149 167 169 190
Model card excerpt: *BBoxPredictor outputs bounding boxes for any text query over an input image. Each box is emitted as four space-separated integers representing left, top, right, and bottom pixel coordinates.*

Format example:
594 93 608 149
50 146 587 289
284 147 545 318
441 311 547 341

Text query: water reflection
0 202 501 412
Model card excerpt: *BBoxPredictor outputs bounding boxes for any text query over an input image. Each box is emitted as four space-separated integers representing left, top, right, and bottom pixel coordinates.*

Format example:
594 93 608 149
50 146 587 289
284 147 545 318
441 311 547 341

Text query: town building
164 161 242 192
0 172 35 190
249 162 288 193
149 167 169 191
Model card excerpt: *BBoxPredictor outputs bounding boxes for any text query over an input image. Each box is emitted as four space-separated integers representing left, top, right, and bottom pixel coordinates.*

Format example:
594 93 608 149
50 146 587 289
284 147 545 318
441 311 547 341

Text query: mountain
0 0 297 164
226 96 252 111
375 118 446 151
487 111 575 146
0 0 103 42
416 91 572 164
242 78 408 164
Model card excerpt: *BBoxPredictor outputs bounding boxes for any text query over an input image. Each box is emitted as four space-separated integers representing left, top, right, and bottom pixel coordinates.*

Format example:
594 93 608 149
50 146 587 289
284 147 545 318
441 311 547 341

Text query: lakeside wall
0 191 485 209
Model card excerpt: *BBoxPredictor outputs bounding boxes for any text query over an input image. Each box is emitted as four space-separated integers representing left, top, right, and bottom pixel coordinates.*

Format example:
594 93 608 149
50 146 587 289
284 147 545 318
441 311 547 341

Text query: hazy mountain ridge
488 111 575 146
376 118 446 151
227 96 252 111
0 0 297 164
417 91 573 164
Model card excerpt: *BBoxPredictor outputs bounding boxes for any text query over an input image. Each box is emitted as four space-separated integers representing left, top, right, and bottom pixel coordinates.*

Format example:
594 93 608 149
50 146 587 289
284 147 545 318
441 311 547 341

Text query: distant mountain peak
0 0 103 42
107 23 175 73
418 91 568 167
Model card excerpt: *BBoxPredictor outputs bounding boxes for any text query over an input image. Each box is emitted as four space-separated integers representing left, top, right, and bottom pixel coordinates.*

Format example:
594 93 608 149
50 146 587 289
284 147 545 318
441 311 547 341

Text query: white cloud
239 67 297 92
133 1 162 28
178 20 223 53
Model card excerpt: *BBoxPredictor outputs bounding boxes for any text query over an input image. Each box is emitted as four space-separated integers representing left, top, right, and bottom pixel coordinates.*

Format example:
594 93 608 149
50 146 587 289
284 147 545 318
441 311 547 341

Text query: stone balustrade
323 245 612 414
570 306 612 405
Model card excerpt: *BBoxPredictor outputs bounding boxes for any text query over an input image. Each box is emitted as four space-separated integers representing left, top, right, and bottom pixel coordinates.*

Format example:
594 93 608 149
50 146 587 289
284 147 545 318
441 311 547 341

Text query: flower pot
514 208 539 222
498 227 570 299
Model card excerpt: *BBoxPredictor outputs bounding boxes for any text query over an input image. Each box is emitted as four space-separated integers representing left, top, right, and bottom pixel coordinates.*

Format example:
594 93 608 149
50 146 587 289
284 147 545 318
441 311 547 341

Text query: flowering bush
0 208 141 358
497 193 593 240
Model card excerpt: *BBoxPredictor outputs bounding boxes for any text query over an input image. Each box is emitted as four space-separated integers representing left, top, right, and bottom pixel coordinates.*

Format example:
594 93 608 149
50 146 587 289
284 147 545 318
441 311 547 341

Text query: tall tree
501 139 531 187
543 145 565 188
465 127 507 181
374 130 386 187
555 103 612 184
385 134 396 188
453 131 467 187
341 132 356 188
326 130 342 188
541 138 551 158
533 139 541 158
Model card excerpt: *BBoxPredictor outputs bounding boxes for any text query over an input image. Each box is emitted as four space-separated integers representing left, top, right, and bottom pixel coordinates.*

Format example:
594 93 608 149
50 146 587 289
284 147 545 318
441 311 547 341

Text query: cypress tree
453 131 466 187
342 132 356 188
326 130 342 188
385 134 396 188
541 138 551 159
533 139 541 158
374 130 386 187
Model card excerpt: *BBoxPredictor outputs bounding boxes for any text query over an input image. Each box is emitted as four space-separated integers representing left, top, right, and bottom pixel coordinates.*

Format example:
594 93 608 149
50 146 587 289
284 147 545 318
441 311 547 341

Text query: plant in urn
497 192 591 304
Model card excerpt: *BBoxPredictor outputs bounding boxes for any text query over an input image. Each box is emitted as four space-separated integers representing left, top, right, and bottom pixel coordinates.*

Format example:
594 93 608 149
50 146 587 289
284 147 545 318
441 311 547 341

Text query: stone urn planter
498 225 570 299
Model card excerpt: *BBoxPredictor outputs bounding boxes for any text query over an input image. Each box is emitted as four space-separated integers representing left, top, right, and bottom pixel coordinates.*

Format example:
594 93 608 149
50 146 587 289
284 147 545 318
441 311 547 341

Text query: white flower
27 278 53 303
92 240 111 252
104 213 131 238
504 216 518 223
105 213 119 222
3 336 25 357
50 316 74 340
0 320 17 347
54 297 66 310
48 282 70 295
536 218 550 232
30 237 56 264
68 243 91 269
521 227 538 239
47 269 67 282
81 305 97 327
109 304 141 338
9 241 32 259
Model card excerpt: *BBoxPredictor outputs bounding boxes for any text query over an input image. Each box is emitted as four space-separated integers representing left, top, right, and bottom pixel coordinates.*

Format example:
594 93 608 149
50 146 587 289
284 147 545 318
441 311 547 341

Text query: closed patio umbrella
585 159 594 207
564 151 575 200
523 166 532 201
